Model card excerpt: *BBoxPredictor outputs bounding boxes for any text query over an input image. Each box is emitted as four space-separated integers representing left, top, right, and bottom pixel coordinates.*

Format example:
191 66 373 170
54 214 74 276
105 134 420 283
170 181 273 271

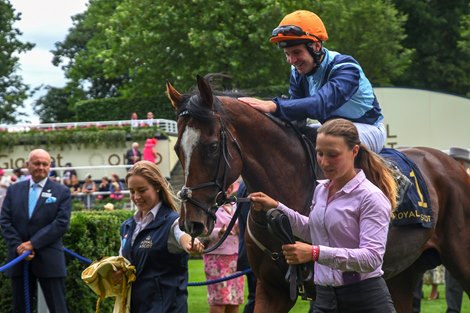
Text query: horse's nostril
186 221 205 237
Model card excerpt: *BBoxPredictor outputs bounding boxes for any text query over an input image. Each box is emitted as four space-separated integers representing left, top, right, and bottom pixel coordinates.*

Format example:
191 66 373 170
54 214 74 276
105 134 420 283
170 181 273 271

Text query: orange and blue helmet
270 10 328 48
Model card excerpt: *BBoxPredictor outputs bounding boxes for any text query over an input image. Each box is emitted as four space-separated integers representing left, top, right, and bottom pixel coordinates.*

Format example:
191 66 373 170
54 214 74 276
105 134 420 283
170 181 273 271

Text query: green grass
188 259 469 312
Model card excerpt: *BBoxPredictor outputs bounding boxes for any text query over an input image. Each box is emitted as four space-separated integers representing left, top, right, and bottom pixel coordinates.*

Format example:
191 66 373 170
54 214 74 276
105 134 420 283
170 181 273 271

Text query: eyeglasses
272 25 307 37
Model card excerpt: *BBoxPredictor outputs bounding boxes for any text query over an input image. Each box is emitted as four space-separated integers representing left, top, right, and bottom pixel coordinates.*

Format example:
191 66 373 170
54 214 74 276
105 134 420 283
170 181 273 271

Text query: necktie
29 184 39 218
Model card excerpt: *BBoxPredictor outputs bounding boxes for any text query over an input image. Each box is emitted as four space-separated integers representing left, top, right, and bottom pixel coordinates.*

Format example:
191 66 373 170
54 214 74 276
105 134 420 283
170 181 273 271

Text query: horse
166 75 470 313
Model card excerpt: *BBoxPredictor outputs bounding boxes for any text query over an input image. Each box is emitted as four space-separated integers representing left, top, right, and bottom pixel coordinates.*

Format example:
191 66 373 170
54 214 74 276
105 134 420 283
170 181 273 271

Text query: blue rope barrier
0 251 34 313
0 250 31 273
23 262 31 313
188 268 252 287
63 247 92 264
1 248 253 290
62 247 253 287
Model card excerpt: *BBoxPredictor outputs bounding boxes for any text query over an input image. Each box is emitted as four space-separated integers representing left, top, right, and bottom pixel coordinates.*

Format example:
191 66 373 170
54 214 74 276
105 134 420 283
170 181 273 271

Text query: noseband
176 109 242 221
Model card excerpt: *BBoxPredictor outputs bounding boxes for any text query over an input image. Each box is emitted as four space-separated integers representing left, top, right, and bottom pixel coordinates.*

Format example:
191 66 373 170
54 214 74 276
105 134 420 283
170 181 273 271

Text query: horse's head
166 75 243 237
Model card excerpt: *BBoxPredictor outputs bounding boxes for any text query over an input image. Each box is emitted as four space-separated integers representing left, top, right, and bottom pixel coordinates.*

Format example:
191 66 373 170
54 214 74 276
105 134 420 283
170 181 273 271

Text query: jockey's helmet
270 10 328 48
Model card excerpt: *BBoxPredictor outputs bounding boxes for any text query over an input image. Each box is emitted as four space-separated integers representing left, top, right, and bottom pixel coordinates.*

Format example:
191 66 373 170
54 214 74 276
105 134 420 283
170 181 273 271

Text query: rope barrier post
38 282 50 313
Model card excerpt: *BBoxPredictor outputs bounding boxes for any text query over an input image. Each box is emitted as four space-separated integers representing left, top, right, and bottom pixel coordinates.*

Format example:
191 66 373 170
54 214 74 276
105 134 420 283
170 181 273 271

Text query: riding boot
386 161 412 208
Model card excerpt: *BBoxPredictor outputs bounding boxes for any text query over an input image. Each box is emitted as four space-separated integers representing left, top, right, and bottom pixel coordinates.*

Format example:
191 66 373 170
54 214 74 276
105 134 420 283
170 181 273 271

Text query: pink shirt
277 170 391 287
205 204 239 255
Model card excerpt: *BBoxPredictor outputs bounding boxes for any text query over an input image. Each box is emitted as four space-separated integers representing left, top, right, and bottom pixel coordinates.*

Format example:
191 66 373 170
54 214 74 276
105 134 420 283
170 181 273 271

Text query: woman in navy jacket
118 161 203 313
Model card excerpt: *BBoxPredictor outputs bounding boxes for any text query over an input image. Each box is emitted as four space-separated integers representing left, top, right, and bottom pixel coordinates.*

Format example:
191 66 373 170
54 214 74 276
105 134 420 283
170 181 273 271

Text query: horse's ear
166 80 183 111
196 75 214 110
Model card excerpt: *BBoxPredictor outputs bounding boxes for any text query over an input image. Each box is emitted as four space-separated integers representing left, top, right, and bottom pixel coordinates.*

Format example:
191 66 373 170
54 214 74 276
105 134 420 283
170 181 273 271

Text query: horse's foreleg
253 280 295 313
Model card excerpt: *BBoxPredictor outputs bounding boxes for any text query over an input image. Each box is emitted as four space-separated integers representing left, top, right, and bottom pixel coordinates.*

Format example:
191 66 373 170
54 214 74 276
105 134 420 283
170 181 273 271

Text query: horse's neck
228 103 314 215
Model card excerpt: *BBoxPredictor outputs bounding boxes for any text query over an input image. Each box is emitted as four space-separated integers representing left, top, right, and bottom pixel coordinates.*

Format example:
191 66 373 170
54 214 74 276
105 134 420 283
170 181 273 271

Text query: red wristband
312 245 320 262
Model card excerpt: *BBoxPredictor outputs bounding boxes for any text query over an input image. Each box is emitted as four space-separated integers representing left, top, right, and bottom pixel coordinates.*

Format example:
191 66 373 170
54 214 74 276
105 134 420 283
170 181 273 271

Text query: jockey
239 10 386 154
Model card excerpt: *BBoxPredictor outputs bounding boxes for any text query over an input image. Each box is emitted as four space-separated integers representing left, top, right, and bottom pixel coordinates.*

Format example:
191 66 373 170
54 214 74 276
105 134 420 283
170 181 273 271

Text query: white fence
0 118 178 135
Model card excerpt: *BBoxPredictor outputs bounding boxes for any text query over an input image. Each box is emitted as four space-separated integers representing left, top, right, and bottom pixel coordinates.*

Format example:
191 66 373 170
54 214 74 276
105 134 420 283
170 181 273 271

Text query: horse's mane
179 81 293 134
179 88 248 126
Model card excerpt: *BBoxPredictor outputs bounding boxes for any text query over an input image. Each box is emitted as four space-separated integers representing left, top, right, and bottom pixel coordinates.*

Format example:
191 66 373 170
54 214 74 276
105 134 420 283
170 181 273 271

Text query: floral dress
203 204 244 305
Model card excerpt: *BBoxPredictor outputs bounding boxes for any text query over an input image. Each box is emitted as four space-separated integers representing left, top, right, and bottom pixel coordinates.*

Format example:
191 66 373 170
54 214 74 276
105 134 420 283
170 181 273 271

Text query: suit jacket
126 148 142 165
0 179 72 277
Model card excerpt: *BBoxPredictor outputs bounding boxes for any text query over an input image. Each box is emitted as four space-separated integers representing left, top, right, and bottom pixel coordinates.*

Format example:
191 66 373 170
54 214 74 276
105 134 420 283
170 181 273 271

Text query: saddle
266 209 315 301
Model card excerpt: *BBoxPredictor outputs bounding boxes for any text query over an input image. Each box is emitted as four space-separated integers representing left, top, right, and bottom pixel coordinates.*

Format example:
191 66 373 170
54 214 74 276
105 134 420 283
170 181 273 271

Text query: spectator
12 168 26 182
143 138 158 163
423 265 445 300
445 146 469 313
126 142 143 165
49 160 58 181
98 176 111 200
130 112 139 128
445 268 463 313
203 182 244 313
0 148 72 312
110 173 125 200
81 174 97 209
68 174 81 198
146 111 155 126
0 169 12 210
115 160 204 312
413 278 423 313
62 162 77 187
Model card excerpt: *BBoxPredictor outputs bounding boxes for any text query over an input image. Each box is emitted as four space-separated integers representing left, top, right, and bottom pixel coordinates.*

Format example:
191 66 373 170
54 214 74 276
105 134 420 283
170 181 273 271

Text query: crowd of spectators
0 161 129 210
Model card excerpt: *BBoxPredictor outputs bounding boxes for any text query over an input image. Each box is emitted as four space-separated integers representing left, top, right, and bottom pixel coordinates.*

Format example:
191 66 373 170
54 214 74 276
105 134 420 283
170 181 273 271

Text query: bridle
176 108 242 222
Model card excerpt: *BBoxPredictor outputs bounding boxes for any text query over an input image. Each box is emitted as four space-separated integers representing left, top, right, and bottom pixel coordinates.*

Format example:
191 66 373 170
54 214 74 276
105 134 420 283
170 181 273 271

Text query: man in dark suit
0 149 72 313
126 142 143 165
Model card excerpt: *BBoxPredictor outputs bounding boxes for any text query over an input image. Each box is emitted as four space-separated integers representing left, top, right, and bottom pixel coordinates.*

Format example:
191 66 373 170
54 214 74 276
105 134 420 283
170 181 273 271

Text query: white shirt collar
133 201 162 223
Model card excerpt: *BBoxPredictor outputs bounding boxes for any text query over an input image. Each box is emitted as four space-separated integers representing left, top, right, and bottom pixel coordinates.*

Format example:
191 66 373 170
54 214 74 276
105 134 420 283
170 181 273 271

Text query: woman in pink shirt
250 118 397 312
203 183 244 313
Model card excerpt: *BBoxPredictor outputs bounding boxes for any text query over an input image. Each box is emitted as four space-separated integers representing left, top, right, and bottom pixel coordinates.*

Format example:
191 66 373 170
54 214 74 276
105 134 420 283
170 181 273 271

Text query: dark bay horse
167 76 470 313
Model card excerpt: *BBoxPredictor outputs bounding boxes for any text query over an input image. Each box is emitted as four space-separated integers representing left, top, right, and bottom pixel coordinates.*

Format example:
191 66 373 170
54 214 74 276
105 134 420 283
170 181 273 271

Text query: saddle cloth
380 148 433 228
82 256 136 313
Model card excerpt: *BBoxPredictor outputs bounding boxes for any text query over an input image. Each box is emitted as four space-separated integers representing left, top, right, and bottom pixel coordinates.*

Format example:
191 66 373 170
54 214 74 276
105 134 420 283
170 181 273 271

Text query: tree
66 0 410 99
457 3 470 96
51 0 125 99
305 0 413 85
33 85 86 123
0 0 34 123
392 0 470 95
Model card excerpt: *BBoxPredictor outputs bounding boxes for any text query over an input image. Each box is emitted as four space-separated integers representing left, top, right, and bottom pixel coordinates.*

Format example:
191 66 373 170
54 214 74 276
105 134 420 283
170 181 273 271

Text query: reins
176 106 246 253
177 108 242 223
202 196 250 253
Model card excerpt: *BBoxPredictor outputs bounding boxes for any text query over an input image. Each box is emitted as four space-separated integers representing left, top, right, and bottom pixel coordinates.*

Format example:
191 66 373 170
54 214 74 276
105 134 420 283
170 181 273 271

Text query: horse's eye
208 142 219 154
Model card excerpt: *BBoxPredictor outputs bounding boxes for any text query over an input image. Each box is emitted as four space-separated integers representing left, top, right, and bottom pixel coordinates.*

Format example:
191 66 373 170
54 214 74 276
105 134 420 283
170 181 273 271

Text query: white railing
0 119 178 136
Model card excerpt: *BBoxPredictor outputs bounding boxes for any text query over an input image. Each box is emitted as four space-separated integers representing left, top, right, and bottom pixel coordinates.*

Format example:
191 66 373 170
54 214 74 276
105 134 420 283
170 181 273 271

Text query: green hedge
72 85 289 123
0 209 133 313
74 96 176 122
0 125 168 152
